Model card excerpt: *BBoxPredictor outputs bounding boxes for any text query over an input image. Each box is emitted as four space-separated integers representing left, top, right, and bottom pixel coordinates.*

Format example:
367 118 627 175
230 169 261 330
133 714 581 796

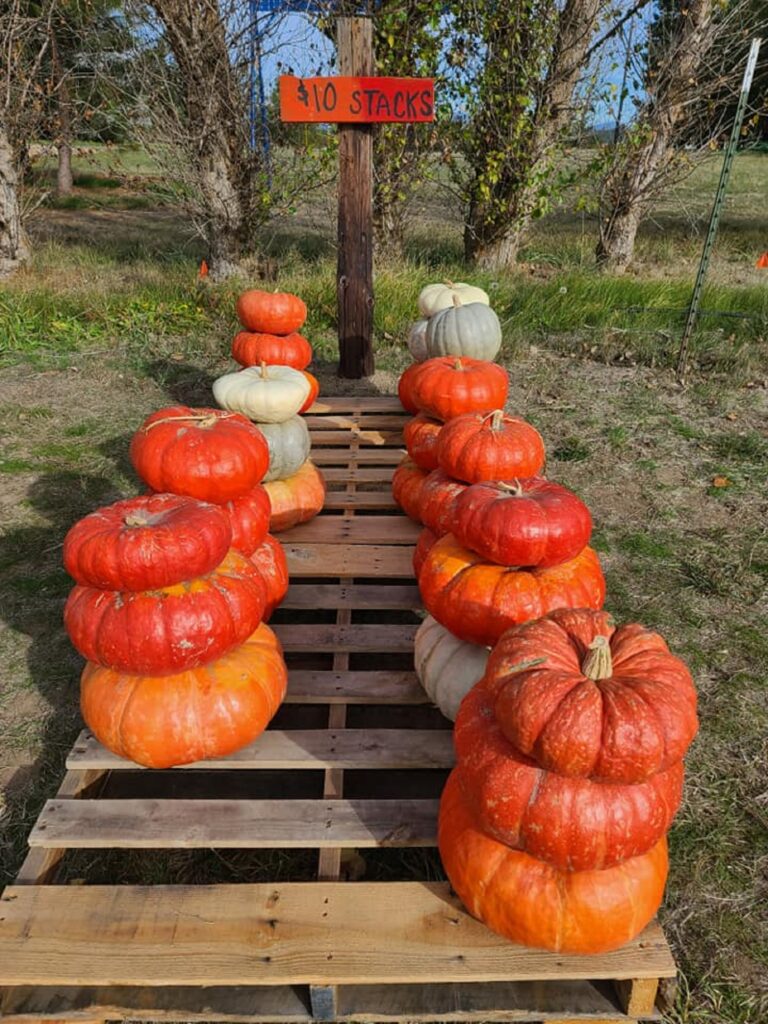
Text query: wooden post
337 16 374 379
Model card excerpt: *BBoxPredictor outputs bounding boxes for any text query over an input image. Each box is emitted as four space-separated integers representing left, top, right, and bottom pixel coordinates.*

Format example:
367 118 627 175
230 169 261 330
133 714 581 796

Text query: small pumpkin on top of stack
214 288 326 532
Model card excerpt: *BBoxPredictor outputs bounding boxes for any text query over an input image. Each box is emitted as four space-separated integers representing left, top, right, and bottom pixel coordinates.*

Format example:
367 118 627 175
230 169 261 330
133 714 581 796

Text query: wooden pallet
0 397 677 1024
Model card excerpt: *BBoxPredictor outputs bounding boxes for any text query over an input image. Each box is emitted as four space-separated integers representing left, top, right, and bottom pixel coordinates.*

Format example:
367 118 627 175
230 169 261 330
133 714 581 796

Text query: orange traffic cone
198 259 209 279
756 252 768 268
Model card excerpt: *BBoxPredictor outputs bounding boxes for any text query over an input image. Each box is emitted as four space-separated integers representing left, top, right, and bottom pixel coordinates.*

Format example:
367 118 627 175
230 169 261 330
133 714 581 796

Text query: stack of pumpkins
393 281 699 955
62 408 290 768
212 288 325 532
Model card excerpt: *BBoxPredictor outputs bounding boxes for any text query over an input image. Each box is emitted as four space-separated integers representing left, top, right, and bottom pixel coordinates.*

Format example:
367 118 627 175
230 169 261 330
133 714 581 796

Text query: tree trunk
51 26 73 196
595 205 643 274
150 0 262 280
465 213 528 271
0 123 30 278
373 191 406 262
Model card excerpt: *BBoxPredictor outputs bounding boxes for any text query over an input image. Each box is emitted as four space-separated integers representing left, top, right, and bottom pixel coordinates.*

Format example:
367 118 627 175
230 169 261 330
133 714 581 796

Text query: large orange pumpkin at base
419 534 606 646
81 623 287 768
438 770 668 954
264 460 326 532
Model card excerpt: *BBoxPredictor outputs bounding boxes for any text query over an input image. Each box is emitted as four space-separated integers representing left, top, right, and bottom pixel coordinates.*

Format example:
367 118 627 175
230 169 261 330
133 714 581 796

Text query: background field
0 146 767 1024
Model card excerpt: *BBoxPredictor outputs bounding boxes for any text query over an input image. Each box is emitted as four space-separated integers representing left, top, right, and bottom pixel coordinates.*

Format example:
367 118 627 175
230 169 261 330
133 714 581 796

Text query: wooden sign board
280 75 435 123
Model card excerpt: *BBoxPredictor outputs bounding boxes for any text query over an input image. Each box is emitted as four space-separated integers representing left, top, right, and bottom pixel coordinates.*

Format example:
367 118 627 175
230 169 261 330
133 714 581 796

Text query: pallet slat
278 516 420 545
284 543 413 578
281 584 421 611
308 398 405 413
0 884 676 987
273 624 417 653
29 799 439 850
66 729 455 771
285 670 426 705
322 491 399 510
312 450 404 467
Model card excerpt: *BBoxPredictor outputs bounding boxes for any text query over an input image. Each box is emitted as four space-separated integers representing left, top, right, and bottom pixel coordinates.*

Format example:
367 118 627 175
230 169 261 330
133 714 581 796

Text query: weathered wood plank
312 449 404 467
321 467 398 484
285 670 426 705
28 799 439 850
307 397 404 414
278 516 419 546
310 430 403 447
281 584 421 611
0 885 677 986
66 729 454 771
272 624 417 653
304 415 407 432
322 491 398 510
284 543 413 579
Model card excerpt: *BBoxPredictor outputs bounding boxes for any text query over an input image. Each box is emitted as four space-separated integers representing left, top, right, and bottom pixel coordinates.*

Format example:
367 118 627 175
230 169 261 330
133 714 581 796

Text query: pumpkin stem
582 636 613 680
260 360 269 379
452 294 463 308
483 409 505 431
141 412 231 433
443 279 455 288
496 480 524 497
123 513 149 527
453 358 464 371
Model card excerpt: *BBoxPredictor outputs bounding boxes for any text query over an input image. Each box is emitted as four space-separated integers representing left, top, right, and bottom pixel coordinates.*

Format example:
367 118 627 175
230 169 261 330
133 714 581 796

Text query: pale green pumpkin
407 319 429 362
425 298 502 360
260 415 311 482
414 615 489 721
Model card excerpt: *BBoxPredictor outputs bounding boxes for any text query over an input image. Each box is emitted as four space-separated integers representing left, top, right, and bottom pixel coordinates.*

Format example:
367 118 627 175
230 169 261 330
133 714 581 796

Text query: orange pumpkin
81 623 287 768
264 460 325 532
397 362 423 413
419 534 605 646
299 370 320 413
403 414 443 471
438 770 668 954
251 533 289 618
391 458 427 523
413 527 438 578
436 409 545 483
236 290 307 335
232 331 312 370
419 469 468 536
409 357 508 422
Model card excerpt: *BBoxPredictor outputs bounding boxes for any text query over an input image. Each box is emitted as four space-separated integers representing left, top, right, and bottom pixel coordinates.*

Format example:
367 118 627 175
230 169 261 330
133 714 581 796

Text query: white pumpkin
414 615 489 721
260 415 311 482
213 363 310 424
407 319 429 362
425 298 502 361
417 280 490 318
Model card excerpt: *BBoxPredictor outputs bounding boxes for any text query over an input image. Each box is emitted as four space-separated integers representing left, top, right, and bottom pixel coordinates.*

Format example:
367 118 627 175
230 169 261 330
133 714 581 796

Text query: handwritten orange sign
279 75 435 123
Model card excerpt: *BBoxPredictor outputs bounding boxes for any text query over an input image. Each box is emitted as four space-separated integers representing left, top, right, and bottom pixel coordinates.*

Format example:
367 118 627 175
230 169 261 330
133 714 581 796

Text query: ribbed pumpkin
419 534 606 646
398 362 423 413
264 460 326 532
418 281 489 317
63 494 231 592
414 615 489 721
223 484 271 556
64 549 267 675
453 478 592 568
251 533 289 618
438 770 669 954
454 677 683 871
236 290 307 334
130 406 269 503
410 357 508 422
407 319 429 362
413 527 438 578
391 458 428 523
300 371 320 413
213 363 311 424
483 608 699 784
81 623 287 768
418 469 468 536
425 299 502 361
437 409 545 483
232 331 312 371
403 414 443 472
260 416 311 483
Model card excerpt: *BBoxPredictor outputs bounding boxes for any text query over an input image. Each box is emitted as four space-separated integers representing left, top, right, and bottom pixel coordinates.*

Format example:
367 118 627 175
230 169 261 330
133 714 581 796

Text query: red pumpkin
413 527 438 578
454 678 683 871
419 534 605 646
224 484 271 556
398 362 423 414
81 623 287 768
483 608 699 783
251 533 289 618
63 494 231 592
264 461 326 532
232 331 312 370
403 414 443 471
64 549 267 675
130 406 269 503
439 770 668 954
391 458 427 523
299 370 320 413
419 469 469 536
452 478 592 567
410 357 508 422
236 290 307 335
436 409 545 483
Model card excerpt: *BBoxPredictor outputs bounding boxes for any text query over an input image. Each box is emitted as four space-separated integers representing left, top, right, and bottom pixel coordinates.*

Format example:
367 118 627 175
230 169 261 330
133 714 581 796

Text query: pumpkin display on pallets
62 492 288 769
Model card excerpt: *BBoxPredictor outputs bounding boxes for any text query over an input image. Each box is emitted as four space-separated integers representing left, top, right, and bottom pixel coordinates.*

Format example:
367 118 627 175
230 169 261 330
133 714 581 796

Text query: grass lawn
0 144 766 1023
